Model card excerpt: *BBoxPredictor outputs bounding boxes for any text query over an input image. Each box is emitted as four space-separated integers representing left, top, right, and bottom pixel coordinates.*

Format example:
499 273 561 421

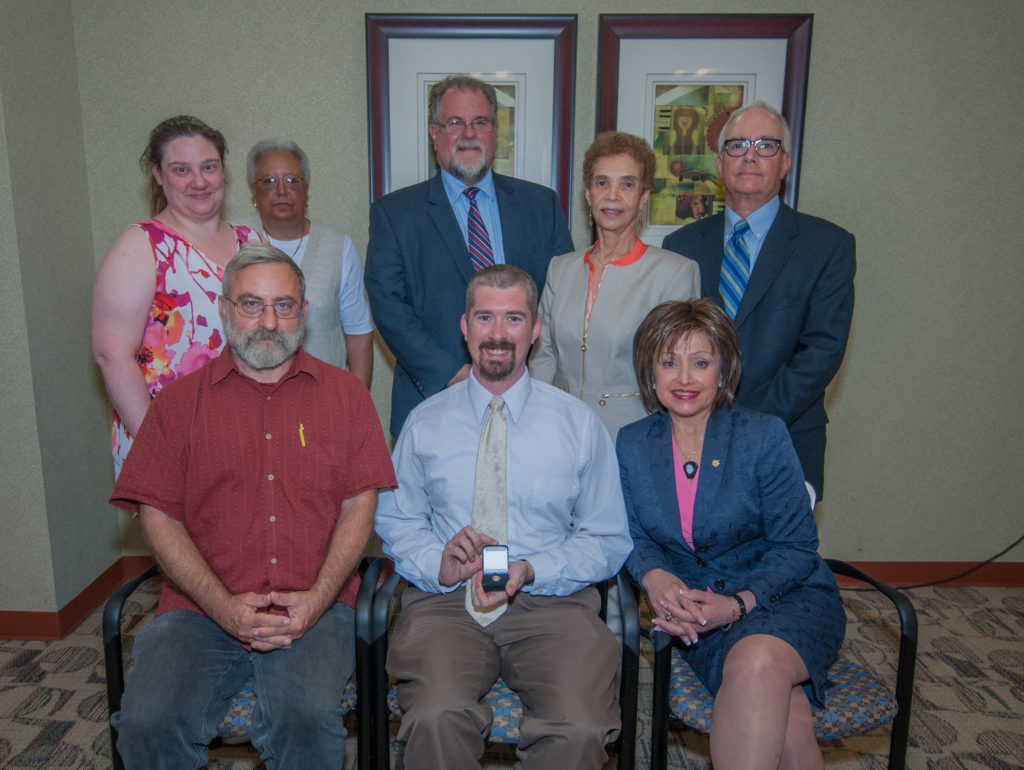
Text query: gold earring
251 199 258 209
588 209 593 228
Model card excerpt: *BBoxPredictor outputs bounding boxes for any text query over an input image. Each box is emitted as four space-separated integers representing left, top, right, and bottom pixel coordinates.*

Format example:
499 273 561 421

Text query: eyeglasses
224 297 302 319
254 175 305 189
721 138 784 157
433 117 494 133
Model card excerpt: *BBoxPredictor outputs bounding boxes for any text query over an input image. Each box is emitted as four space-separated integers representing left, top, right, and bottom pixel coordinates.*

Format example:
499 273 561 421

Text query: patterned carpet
0 578 1021 768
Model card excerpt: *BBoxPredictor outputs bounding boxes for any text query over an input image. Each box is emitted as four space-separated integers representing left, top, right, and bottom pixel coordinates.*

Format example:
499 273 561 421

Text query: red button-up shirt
111 348 396 617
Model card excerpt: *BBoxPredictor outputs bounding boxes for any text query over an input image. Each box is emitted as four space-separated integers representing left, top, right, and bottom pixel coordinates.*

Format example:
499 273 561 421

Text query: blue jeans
112 603 354 769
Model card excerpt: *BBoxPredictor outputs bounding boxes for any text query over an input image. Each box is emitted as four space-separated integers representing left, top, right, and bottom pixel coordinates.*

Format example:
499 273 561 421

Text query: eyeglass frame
431 117 495 134
223 296 304 319
253 174 306 189
720 138 785 158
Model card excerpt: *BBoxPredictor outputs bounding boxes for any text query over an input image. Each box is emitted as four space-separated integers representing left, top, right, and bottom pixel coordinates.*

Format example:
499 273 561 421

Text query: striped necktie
464 186 494 271
719 220 751 319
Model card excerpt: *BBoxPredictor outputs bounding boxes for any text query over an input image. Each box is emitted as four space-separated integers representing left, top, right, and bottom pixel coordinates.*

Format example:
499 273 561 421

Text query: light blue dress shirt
723 195 781 271
375 370 632 596
440 168 507 264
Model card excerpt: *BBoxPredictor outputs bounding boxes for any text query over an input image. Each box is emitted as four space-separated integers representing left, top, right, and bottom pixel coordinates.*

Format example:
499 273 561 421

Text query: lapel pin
712 459 720 467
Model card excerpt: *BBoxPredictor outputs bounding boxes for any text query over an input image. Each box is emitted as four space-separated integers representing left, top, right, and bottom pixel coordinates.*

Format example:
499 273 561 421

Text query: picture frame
365 14 577 218
596 14 813 242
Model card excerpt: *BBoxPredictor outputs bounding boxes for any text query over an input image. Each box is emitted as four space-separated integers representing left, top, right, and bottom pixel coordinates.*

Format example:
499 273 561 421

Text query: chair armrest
370 562 404 769
826 558 918 770
103 564 160 709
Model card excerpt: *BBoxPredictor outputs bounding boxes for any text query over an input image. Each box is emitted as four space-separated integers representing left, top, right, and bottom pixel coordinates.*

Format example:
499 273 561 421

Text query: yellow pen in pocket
299 423 306 447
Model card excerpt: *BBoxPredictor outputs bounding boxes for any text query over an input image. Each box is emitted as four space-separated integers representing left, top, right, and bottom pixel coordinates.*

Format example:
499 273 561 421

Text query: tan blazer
530 244 700 439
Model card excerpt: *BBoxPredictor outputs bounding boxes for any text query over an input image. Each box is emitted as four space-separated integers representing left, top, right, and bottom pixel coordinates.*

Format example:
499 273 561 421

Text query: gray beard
447 142 491 184
224 315 305 371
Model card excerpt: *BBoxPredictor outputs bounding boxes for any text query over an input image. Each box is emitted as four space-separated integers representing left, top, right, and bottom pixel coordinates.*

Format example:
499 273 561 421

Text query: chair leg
650 631 673 770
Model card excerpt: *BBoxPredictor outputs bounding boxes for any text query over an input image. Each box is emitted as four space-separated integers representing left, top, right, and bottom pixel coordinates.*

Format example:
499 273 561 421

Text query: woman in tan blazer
530 132 701 439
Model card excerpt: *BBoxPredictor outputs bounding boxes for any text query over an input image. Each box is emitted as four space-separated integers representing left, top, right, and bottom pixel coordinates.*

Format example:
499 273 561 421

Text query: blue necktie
464 187 494 271
720 220 751 319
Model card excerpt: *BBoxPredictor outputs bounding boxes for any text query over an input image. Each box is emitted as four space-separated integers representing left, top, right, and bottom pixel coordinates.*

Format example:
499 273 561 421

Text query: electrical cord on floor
838 532 1024 591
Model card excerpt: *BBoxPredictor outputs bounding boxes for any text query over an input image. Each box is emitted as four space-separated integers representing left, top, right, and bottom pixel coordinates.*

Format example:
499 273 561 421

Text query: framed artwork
597 14 813 242
366 14 577 217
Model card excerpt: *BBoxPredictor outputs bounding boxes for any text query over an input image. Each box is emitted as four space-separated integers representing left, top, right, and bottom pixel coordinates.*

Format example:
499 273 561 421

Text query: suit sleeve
545 193 575 267
764 229 856 426
528 264 559 383
741 418 822 606
365 198 468 397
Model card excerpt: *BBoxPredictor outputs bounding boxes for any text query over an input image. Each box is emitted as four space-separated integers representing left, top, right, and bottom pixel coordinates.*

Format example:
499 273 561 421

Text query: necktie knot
488 396 505 414
733 219 751 237
464 186 481 202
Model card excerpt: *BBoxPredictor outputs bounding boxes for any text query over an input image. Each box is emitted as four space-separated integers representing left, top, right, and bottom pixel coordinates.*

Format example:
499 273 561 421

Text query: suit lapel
734 203 798 327
692 409 730 542
694 216 727 305
647 415 684 545
426 173 475 284
493 173 523 266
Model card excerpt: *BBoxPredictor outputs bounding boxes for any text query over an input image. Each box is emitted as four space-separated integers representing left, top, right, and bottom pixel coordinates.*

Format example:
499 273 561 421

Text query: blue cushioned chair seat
668 651 897 740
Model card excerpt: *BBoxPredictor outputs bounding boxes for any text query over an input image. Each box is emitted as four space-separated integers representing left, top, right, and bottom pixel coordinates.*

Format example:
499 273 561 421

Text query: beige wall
2 0 1020 612
0 0 122 612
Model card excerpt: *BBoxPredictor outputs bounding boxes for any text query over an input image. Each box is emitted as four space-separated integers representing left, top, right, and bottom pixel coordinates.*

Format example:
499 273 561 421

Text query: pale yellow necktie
466 397 508 626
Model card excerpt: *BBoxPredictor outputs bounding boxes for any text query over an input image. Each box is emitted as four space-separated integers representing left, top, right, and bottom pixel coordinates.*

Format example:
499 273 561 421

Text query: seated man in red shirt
109 244 396 769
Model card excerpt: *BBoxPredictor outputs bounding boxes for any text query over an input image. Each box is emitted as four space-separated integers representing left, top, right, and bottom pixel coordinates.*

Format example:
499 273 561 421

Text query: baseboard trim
0 556 155 641
836 561 1024 588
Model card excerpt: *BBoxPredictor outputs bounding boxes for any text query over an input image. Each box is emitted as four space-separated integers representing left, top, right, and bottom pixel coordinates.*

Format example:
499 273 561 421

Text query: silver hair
221 244 306 300
246 138 310 186
429 75 498 126
718 100 792 154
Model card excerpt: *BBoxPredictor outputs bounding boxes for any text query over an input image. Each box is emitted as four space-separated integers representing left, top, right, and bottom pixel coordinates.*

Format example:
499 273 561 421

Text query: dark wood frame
596 14 813 209
365 14 577 216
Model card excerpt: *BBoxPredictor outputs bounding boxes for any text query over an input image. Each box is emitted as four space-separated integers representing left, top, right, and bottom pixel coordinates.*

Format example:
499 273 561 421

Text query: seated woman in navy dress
617 299 845 769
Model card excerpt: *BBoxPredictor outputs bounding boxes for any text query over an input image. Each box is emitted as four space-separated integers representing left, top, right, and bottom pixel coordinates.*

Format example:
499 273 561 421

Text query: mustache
249 328 286 343
456 140 485 151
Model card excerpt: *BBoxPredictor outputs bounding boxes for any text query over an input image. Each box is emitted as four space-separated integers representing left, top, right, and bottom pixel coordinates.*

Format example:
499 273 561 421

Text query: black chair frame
103 557 383 770
370 567 640 770
643 559 917 770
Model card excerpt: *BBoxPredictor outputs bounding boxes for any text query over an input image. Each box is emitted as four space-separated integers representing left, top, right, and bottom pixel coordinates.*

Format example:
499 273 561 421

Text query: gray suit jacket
530 244 699 439
365 172 573 436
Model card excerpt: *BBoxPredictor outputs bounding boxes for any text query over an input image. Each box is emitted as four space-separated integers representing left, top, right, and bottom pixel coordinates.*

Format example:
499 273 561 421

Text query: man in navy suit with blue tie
662 101 855 498
366 75 573 437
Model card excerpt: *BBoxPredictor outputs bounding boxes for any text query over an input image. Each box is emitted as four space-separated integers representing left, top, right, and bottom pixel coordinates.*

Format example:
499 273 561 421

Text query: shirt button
599 399 607 406
267 474 274 481
269 516 276 522
265 433 272 440
714 579 726 591
580 344 587 351
270 557 277 565
696 558 707 568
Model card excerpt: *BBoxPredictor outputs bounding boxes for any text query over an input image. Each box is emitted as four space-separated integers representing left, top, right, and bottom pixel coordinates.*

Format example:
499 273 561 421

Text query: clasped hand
439 526 533 609
213 588 331 652
643 568 738 645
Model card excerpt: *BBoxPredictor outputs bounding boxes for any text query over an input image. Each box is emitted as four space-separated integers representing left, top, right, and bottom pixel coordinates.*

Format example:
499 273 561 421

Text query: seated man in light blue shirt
375 264 632 770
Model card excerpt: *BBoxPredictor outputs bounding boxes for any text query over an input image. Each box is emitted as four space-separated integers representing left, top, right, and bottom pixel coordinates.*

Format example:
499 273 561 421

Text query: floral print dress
111 219 260 474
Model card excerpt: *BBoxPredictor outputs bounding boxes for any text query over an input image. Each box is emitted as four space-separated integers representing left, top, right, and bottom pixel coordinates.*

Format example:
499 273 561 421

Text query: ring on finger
665 613 674 621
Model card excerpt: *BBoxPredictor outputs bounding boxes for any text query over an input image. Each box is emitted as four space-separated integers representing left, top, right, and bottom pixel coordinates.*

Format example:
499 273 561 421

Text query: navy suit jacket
662 202 855 494
365 172 573 436
616 407 836 609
